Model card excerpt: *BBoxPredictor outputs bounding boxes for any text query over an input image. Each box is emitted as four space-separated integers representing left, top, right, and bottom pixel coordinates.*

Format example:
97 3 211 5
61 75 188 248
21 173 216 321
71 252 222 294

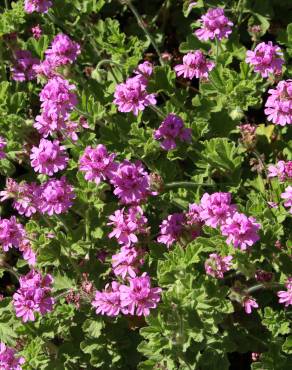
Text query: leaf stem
246 282 283 295
149 104 166 119
164 181 218 190
121 0 164 65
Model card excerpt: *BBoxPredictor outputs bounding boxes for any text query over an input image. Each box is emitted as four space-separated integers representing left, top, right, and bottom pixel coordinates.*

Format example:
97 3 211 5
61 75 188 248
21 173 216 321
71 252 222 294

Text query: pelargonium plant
0 1 291 369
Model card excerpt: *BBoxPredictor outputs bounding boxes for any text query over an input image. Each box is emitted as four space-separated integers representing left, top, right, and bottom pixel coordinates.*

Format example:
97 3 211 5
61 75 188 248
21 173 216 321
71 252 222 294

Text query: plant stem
246 282 283 294
122 0 164 65
149 105 166 119
96 59 124 70
1 262 20 280
165 181 218 190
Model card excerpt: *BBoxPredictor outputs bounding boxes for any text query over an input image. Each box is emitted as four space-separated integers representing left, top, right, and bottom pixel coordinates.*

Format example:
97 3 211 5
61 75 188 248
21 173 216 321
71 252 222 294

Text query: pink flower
0 179 40 217
281 186 292 213
277 278 292 307
154 114 192 150
110 160 155 205
108 206 148 248
39 76 77 107
30 139 68 176
0 342 25 370
11 50 39 82
134 61 153 79
264 80 292 126
92 282 127 317
157 213 185 248
13 270 54 322
24 0 52 13
0 216 25 252
243 297 258 314
38 177 75 215
186 203 203 239
79 145 117 185
268 161 292 182
113 76 157 116
34 109 68 137
31 24 42 39
195 8 233 41
119 273 161 316
112 246 144 278
200 192 237 228
246 42 284 78
205 253 233 279
0 136 6 159
174 51 215 80
45 33 81 66
220 212 260 250
19 239 37 266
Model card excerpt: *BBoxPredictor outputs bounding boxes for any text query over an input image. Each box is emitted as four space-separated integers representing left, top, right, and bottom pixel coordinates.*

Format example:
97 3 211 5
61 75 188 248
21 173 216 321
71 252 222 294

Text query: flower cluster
30 138 68 176
24 0 52 13
11 50 39 82
157 213 186 248
0 216 25 251
79 144 117 185
13 270 54 322
0 342 25 370
195 8 233 41
246 42 284 78
281 186 292 214
264 79 292 126
268 161 292 182
174 51 215 80
205 253 233 279
0 136 6 159
35 76 78 137
31 24 42 39
92 273 161 317
114 61 156 116
157 192 260 251
112 246 145 278
277 278 292 307
108 206 148 247
154 114 192 151
243 297 259 314
110 160 155 205
0 177 75 216
45 33 81 67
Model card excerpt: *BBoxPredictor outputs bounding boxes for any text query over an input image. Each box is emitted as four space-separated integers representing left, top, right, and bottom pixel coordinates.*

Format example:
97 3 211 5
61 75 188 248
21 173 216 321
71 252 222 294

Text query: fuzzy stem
121 0 164 65
96 59 124 70
149 104 166 119
246 282 283 295
164 181 219 190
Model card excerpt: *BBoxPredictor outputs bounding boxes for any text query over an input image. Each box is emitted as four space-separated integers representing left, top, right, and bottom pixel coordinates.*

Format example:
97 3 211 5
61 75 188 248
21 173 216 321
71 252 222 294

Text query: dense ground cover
0 0 291 369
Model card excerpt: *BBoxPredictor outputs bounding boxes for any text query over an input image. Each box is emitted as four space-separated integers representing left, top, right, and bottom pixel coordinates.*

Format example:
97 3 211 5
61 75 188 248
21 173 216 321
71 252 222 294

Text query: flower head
92 282 126 317
0 342 25 370
30 139 68 176
79 145 117 185
246 42 284 78
38 177 75 215
45 33 81 66
243 297 258 314
108 206 148 247
157 213 185 248
119 273 161 316
0 216 25 252
11 50 39 82
0 136 6 159
200 192 237 228
31 24 42 39
195 8 233 41
268 161 292 182
13 269 54 322
113 76 156 116
110 160 155 205
154 114 192 150
281 186 292 213
220 212 260 250
174 51 215 80
112 246 145 278
264 79 292 126
277 278 292 307
205 253 233 279
24 0 52 13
